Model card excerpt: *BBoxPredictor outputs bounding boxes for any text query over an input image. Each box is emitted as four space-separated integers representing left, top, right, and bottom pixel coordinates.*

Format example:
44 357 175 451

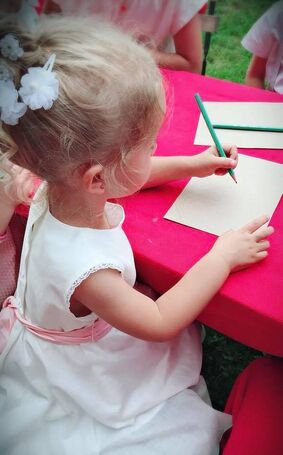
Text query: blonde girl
0 14 273 455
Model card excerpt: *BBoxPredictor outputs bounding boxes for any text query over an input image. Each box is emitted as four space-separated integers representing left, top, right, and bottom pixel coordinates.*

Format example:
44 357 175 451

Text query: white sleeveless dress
0 185 231 455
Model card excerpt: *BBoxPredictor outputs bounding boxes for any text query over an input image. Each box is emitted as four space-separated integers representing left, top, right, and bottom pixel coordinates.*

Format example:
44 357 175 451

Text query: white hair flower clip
0 34 24 61
0 62 12 82
19 54 59 110
0 80 27 125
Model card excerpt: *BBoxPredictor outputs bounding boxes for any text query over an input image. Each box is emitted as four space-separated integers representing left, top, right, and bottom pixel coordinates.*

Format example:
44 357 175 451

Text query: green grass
205 0 276 83
202 328 265 410
200 0 276 411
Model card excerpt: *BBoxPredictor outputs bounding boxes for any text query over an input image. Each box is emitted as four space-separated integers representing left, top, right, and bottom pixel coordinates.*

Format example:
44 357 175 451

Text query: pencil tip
231 174 237 184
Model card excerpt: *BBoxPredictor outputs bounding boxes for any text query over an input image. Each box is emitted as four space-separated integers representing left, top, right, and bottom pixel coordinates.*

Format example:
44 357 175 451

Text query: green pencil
194 93 237 184
213 124 283 133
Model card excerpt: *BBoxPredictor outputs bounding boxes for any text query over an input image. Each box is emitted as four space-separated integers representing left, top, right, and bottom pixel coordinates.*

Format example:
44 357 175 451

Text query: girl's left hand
191 144 238 178
0 160 35 208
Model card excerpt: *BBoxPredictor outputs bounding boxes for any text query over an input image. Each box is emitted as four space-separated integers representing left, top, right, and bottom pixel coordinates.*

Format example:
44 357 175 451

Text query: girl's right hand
211 215 274 272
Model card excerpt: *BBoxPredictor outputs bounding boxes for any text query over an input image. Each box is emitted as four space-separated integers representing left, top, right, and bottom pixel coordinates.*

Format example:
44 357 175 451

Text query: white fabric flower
19 54 59 110
0 62 12 82
0 80 27 125
0 34 24 61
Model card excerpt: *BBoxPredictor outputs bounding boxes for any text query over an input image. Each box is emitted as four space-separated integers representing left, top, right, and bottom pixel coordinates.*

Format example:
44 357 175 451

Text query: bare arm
0 196 16 235
245 55 266 89
74 216 273 342
152 14 203 73
0 162 34 234
0 165 17 234
143 144 238 189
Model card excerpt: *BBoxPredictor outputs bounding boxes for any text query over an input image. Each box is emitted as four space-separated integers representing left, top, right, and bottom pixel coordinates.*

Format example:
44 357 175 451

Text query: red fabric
123 70 283 356
222 358 283 454
199 3 208 14
36 0 46 14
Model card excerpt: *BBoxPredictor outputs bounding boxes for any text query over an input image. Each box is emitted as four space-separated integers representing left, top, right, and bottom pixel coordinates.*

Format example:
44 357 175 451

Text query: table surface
122 70 283 357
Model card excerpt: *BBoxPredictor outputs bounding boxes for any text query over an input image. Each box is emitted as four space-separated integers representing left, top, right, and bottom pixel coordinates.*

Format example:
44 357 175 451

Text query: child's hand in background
190 144 238 178
0 160 35 209
211 215 274 272
0 160 36 234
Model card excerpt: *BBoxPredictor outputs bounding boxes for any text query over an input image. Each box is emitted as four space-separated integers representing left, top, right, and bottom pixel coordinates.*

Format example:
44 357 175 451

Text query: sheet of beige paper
165 154 283 236
194 102 283 149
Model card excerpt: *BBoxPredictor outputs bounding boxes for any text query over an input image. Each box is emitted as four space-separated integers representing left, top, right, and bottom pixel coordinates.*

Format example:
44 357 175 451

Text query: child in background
0 13 274 455
242 0 283 94
41 0 206 73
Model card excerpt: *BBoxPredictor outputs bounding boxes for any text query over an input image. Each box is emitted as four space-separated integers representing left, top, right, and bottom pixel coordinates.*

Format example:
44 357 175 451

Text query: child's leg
222 357 283 455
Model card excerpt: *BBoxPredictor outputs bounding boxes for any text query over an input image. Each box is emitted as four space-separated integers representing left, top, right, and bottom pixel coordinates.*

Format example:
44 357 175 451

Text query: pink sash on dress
0 296 111 353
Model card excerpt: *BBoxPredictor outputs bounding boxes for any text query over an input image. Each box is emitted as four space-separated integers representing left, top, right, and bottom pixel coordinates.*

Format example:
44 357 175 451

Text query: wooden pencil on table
212 124 283 133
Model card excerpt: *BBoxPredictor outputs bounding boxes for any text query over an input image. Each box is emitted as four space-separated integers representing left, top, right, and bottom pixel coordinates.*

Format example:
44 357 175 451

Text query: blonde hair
0 14 165 187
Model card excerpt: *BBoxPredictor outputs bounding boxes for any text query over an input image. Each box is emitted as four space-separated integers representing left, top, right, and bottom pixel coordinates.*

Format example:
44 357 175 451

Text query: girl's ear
81 164 105 194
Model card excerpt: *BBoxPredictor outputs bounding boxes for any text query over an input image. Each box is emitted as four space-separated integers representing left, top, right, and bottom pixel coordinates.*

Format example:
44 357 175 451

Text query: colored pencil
194 94 237 184
213 124 283 133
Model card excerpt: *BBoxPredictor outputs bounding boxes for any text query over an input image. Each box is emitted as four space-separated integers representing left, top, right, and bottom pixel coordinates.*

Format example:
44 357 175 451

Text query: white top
0 184 231 454
56 0 206 49
241 0 283 93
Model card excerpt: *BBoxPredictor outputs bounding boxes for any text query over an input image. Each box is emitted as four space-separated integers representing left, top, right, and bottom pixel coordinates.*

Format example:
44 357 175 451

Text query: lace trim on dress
66 263 124 308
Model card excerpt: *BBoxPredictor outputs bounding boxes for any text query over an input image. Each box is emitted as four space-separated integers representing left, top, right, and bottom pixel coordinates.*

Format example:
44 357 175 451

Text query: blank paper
194 102 283 149
165 154 283 236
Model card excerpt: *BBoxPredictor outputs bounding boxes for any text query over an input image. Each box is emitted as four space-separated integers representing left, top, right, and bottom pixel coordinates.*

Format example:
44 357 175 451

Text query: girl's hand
210 215 274 272
0 160 34 209
190 144 238 178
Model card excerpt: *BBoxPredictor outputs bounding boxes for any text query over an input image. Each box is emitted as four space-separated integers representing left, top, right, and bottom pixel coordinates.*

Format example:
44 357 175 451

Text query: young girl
0 14 273 455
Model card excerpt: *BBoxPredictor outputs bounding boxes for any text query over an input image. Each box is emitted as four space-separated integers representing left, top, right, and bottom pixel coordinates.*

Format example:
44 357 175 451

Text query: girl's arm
74 215 273 342
245 55 266 89
0 204 17 236
0 189 17 235
143 144 238 189
0 163 35 235
0 166 18 235
152 14 203 73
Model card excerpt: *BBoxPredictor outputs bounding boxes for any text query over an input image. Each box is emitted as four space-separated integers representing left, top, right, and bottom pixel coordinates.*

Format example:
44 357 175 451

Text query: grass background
200 0 277 410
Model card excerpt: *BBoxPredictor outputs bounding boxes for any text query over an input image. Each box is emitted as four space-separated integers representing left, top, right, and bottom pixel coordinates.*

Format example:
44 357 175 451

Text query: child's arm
152 14 203 73
74 215 273 342
143 144 237 189
0 192 17 236
0 166 18 236
0 162 34 235
245 55 266 89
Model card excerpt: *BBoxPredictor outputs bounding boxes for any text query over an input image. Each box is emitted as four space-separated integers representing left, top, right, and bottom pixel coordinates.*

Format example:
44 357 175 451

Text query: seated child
0 12 274 455
241 0 283 94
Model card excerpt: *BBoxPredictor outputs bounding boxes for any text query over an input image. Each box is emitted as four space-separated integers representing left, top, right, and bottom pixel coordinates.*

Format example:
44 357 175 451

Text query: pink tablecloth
123 70 283 356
